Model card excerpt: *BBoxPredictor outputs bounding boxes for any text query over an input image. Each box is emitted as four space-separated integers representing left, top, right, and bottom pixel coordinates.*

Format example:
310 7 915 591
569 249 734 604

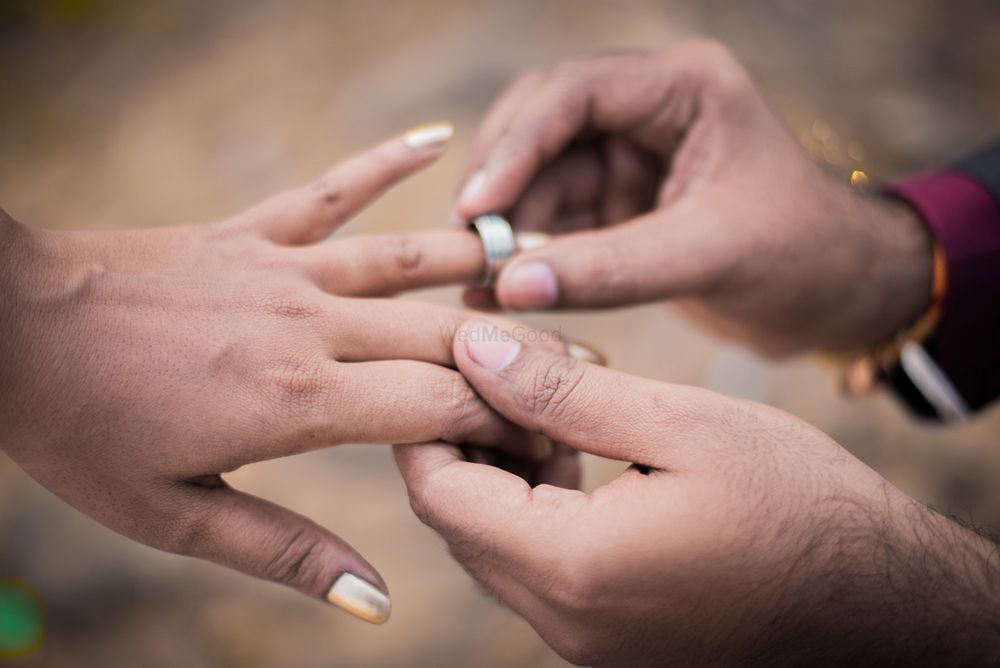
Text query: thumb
177 483 391 624
453 321 719 469
494 208 715 310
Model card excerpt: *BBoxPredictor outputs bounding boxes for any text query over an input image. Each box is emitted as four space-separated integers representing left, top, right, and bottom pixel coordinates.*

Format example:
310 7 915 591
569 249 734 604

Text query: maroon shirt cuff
885 171 1000 413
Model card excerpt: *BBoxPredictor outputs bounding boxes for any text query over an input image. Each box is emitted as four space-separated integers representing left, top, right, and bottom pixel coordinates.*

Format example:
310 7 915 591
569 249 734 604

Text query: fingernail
501 261 558 308
464 322 520 370
327 573 391 624
515 231 551 252
567 340 608 366
403 122 454 150
460 169 488 204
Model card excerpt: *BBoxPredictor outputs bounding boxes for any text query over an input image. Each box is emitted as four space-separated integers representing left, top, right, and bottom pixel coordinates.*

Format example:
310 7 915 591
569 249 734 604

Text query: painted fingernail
460 169 488 204
501 261 558 308
327 573 391 624
515 231 551 252
403 122 454 150
464 322 520 371
567 340 608 366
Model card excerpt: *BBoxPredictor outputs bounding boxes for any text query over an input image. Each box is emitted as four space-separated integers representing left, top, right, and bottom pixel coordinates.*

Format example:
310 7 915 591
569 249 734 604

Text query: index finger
393 442 587 572
237 123 454 245
303 230 485 296
393 442 574 621
455 47 718 219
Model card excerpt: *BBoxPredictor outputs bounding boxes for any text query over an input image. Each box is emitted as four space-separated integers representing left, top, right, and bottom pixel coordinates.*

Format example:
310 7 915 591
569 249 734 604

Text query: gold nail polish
327 573 391 624
403 122 454 149
567 340 608 366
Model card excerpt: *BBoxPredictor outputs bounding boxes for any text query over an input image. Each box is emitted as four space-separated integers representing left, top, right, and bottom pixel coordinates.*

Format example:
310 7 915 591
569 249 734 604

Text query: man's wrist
850 193 935 348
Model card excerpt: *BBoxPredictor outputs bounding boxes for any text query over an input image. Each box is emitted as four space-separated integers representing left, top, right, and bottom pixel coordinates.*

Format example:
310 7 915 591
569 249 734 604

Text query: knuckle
673 38 735 65
524 356 587 422
267 300 322 321
550 68 590 110
672 39 753 101
255 287 325 322
433 372 480 438
305 179 346 223
380 233 424 281
403 474 446 533
259 527 327 591
405 487 434 527
259 352 333 413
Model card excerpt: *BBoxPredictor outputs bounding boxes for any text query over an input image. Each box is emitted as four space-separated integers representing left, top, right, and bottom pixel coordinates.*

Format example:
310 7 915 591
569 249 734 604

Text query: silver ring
468 214 516 287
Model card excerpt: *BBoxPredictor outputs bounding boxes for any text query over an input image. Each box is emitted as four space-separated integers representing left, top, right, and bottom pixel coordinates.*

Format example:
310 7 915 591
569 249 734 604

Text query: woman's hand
395 322 1000 664
456 42 932 355
0 126 552 623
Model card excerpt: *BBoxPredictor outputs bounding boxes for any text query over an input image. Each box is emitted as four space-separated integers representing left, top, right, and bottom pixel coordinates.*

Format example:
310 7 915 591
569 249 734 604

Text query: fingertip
393 441 464 484
456 320 522 372
451 318 497 380
326 571 392 624
451 318 478 366
402 121 455 152
364 131 446 180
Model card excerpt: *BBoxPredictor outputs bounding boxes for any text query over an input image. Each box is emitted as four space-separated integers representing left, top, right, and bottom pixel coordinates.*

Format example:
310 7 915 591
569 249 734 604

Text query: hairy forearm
881 502 1000 661
772 492 1000 665
850 193 934 348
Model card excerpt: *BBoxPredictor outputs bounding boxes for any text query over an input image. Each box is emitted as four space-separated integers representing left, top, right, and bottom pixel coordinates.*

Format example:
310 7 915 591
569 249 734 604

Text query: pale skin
0 127 558 622
392 41 1000 663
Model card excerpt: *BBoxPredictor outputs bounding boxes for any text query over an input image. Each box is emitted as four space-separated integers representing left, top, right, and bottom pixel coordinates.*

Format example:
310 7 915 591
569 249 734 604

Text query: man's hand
457 42 933 355
0 127 555 623
395 322 1000 664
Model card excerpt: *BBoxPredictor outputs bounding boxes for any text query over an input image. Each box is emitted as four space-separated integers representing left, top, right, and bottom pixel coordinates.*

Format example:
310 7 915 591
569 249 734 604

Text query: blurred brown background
1 1 999 666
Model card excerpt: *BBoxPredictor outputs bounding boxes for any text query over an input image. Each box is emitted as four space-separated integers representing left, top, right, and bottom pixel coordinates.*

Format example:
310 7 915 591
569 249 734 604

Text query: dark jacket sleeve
884 142 1000 419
